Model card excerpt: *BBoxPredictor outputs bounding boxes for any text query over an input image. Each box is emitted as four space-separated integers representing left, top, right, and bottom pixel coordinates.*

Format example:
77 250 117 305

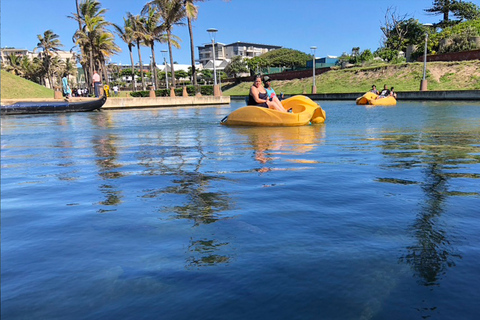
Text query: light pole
207 28 220 96
420 23 433 91
161 49 168 90
311 46 317 94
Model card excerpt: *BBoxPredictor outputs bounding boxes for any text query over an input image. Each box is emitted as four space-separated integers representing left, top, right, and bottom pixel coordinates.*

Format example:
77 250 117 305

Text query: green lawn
1 70 54 99
223 61 480 95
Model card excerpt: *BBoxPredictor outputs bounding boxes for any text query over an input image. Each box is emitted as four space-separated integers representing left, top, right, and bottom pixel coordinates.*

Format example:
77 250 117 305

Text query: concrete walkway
102 96 230 109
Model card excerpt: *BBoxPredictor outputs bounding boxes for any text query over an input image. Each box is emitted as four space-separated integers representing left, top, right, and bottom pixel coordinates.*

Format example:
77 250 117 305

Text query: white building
197 41 282 69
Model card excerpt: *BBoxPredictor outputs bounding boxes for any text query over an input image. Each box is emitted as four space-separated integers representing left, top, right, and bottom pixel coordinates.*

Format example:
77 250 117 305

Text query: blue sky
1 0 445 65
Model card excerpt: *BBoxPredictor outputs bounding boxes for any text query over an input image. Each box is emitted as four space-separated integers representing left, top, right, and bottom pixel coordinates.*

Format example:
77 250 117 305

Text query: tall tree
425 0 480 27
184 0 199 86
141 4 163 90
74 0 89 85
130 14 148 91
94 31 121 85
224 56 248 82
113 15 137 91
35 29 63 88
5 53 24 76
70 0 111 88
145 0 185 88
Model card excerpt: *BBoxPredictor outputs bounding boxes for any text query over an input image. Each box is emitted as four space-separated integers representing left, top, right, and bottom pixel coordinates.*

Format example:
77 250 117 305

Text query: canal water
2 99 479 320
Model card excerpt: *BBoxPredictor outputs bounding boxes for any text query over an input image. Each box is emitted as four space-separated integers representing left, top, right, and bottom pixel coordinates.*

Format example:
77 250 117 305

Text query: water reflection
378 130 480 286
233 125 326 173
91 113 123 210
187 238 230 267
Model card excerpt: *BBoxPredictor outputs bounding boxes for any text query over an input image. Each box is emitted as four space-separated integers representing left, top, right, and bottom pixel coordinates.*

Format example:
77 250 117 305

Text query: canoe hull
221 95 326 126
1 96 107 115
356 92 396 106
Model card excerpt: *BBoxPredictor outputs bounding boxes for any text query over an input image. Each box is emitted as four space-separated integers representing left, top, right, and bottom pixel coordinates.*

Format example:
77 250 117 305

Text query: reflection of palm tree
163 171 230 225
91 121 124 209
402 161 460 285
378 132 470 286
187 238 230 267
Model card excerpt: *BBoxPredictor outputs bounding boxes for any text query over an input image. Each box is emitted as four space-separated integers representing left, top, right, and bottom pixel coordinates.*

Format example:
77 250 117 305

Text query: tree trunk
167 30 176 88
75 0 89 89
137 40 146 91
102 59 109 86
150 43 158 90
89 46 94 90
129 45 135 91
187 17 197 86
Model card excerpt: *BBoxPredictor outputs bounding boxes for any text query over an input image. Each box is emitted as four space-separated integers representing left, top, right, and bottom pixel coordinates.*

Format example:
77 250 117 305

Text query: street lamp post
207 28 221 96
161 50 168 90
311 46 317 94
420 23 433 91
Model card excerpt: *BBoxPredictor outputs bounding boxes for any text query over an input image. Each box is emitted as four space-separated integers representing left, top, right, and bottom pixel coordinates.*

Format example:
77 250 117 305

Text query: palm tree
184 0 200 87
36 29 63 88
5 53 24 76
141 5 163 90
70 0 111 88
146 0 185 88
130 14 148 91
93 31 121 85
113 15 136 91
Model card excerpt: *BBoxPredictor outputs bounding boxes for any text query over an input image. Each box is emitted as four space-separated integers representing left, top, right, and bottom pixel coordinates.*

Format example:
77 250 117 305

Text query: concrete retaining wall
102 96 230 109
231 90 480 101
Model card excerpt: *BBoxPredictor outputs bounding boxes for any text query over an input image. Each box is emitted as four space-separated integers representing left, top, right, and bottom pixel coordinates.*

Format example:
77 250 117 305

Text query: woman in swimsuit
248 75 287 112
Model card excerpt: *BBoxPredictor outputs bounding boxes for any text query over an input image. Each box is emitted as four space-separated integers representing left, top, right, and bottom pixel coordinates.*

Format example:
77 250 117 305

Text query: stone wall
417 49 480 62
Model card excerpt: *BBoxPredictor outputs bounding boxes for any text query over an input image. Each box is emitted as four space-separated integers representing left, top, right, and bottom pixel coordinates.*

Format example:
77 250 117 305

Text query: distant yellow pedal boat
221 95 326 127
356 92 397 106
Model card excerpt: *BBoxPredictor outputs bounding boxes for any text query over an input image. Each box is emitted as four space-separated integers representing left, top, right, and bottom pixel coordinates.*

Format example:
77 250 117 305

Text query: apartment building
197 41 282 69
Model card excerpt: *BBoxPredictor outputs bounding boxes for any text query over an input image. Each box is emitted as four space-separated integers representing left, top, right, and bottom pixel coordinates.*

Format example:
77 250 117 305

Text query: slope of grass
223 61 480 95
1 70 54 99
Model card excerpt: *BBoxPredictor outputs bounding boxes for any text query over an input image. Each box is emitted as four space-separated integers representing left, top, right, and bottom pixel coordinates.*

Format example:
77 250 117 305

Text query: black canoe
1 95 107 115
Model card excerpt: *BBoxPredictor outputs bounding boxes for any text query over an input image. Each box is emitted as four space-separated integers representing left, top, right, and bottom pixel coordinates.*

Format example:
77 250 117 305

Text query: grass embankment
1 70 54 99
223 61 480 95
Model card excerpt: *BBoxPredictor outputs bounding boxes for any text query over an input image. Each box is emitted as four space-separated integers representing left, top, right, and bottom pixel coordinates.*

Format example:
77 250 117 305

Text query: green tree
129 13 148 90
35 29 63 88
113 16 137 90
70 0 112 88
452 1 480 21
224 56 248 81
259 48 311 69
5 53 24 76
141 4 165 90
184 0 199 87
358 49 374 63
246 56 267 75
425 0 480 27
146 0 185 88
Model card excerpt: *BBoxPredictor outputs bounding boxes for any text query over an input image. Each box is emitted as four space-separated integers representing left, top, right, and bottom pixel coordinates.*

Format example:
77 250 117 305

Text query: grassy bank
223 61 480 95
1 70 54 99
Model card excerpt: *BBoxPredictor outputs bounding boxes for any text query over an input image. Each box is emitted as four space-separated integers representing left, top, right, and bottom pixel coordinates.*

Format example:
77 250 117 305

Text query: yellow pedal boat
221 95 326 126
356 92 397 106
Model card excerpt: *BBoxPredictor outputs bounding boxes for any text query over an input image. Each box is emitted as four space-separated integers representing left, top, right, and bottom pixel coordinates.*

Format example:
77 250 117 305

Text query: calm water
2 99 480 320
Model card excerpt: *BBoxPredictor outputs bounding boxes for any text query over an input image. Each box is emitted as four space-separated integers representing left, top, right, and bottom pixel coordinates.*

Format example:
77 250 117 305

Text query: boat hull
1 96 107 115
356 92 396 106
221 95 326 126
